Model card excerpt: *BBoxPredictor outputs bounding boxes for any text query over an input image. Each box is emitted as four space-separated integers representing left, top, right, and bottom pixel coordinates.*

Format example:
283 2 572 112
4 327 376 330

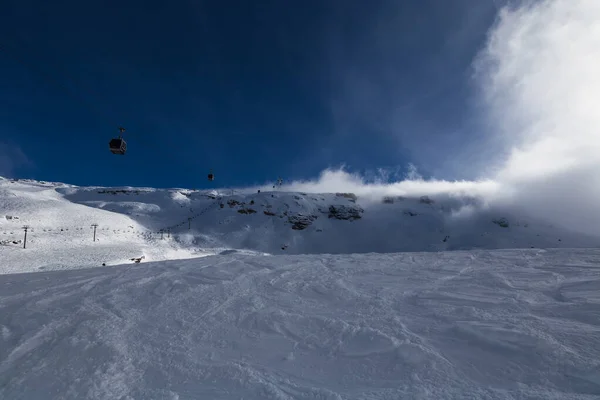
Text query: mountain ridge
1 176 598 273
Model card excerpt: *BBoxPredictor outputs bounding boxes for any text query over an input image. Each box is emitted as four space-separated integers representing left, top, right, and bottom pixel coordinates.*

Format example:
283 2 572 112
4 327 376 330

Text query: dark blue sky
0 0 498 189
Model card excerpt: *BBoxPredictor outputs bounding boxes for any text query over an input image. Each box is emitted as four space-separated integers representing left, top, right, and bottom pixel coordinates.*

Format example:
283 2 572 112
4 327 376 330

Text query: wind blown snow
273 0 600 237
474 0 600 236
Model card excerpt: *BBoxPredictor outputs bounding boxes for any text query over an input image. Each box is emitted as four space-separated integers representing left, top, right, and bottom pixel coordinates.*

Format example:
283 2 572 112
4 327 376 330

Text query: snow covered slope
1 249 599 399
1 177 599 273
2 178 599 398
0 178 232 274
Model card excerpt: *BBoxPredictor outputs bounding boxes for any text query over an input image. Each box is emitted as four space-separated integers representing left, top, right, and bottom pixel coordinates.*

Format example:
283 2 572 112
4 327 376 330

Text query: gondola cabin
109 138 127 155
207 171 214 181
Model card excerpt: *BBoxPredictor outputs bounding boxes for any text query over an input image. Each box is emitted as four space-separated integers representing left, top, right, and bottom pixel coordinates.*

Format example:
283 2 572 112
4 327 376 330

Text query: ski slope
1 177 598 274
1 249 599 399
0 178 227 274
2 177 600 399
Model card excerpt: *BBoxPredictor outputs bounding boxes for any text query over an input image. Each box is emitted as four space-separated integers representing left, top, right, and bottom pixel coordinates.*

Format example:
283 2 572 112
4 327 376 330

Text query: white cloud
250 0 600 237
277 166 500 205
404 163 423 181
476 0 600 235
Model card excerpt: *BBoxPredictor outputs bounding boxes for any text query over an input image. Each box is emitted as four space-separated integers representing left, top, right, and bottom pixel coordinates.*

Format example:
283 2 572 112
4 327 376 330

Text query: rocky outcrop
493 218 509 228
1 239 22 246
97 189 144 195
238 208 257 215
328 205 363 221
227 199 242 208
288 213 318 230
419 196 434 205
383 196 405 204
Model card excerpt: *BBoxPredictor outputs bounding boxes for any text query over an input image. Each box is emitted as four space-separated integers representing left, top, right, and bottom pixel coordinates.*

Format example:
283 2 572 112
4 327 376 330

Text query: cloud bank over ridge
266 0 600 236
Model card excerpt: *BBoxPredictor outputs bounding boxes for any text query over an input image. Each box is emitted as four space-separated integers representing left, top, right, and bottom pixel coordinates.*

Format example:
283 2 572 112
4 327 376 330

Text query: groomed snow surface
1 178 600 399
2 250 600 399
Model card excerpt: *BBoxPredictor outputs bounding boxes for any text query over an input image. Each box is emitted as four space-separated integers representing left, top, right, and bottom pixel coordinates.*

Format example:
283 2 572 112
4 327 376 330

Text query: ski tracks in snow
1 249 600 398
